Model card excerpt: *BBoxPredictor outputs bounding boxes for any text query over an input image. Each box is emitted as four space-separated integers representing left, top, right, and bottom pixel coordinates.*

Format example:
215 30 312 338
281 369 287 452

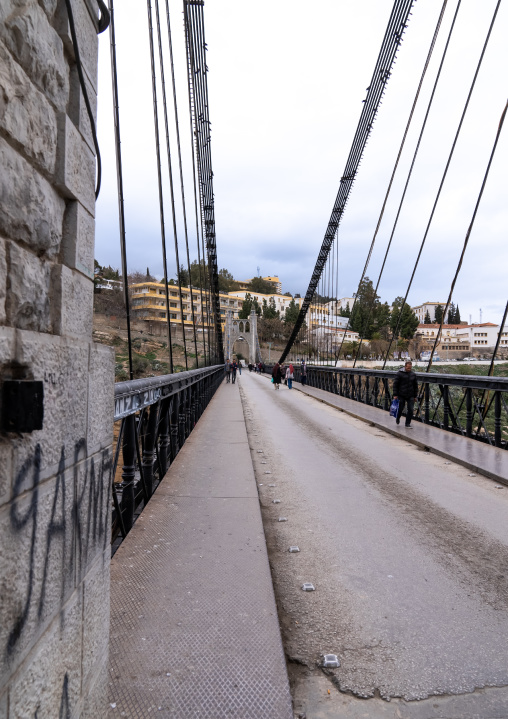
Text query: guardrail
275 365 508 450
112 365 224 551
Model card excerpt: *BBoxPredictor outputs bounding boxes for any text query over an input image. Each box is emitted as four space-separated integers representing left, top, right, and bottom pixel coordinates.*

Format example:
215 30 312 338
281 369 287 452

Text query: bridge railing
112 365 224 551
291 365 508 450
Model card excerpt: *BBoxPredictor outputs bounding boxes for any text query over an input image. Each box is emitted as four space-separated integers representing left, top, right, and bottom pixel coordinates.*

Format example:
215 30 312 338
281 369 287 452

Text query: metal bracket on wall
1 380 44 433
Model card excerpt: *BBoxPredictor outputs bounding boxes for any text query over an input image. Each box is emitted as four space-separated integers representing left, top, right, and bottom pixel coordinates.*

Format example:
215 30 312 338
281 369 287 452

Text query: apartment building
229 289 293 316
130 282 240 329
412 301 448 323
237 275 282 294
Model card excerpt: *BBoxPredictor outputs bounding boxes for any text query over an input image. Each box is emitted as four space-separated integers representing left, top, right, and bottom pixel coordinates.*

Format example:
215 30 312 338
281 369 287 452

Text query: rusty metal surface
108 381 293 718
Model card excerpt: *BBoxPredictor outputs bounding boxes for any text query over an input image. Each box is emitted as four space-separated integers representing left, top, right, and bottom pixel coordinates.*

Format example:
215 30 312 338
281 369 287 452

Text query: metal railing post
495 391 502 447
121 414 136 532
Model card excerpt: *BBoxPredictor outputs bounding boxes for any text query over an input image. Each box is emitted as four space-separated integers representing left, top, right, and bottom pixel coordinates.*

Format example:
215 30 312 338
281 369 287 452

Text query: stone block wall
0 1 114 716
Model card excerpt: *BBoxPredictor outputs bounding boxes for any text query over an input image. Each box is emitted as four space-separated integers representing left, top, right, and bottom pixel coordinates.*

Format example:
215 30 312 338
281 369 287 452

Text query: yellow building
237 276 282 294
130 282 240 330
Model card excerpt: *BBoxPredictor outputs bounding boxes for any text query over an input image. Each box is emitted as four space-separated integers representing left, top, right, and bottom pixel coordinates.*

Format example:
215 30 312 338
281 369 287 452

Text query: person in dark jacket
393 360 418 427
272 362 282 389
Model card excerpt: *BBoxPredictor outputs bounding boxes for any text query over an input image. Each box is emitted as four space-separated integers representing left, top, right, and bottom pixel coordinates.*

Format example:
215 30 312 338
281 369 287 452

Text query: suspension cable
383 0 502 366
279 0 416 364
343 0 449 367
184 11 208 366
426 99 507 372
146 0 174 372
184 0 224 362
154 0 189 370
165 1 200 365
107 0 134 379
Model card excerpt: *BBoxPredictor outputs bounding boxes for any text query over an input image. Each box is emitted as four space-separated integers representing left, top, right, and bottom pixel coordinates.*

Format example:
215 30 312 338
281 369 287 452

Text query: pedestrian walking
231 360 238 384
225 359 231 383
286 363 294 389
300 361 307 386
393 360 418 427
272 362 282 390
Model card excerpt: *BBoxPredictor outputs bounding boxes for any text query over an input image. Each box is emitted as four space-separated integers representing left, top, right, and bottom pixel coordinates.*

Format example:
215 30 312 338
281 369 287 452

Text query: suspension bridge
1 1 507 718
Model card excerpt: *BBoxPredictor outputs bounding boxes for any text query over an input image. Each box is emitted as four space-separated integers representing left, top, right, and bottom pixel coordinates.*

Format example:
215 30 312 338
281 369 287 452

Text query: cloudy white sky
95 0 507 324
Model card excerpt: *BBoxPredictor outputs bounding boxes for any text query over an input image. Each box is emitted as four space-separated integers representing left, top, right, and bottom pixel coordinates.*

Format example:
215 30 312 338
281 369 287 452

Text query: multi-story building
229 289 293 317
416 322 507 356
130 282 241 330
412 301 448 323
456 323 505 349
237 275 282 294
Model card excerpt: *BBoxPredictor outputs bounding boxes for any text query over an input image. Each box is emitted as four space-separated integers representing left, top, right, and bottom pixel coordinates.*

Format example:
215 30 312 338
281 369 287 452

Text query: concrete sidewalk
108 380 293 718
292 381 508 485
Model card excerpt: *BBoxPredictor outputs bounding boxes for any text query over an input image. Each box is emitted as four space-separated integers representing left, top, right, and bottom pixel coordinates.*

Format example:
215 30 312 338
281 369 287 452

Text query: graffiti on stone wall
7 441 111 657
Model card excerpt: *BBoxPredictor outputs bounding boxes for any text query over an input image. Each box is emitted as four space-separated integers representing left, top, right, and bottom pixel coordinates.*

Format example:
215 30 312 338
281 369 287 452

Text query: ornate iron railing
111 365 224 552
291 365 508 450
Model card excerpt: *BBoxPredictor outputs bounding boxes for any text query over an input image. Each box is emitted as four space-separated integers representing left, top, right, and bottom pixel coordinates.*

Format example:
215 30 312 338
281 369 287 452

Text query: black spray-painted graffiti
33 672 70 718
7 441 112 656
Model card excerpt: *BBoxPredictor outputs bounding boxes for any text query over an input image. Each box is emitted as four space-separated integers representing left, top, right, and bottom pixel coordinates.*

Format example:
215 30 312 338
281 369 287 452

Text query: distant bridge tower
225 310 259 364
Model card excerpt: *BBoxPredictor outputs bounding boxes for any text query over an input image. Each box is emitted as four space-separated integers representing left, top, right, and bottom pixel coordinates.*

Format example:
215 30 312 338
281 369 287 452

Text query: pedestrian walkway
108 380 293 718
293 381 508 484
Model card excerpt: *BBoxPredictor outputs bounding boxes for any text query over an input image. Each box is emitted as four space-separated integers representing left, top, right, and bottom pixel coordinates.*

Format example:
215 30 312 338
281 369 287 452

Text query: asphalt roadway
239 371 508 719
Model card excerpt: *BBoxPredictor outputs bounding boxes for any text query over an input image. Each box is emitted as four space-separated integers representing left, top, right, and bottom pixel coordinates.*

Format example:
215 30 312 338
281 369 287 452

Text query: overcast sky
95 0 507 324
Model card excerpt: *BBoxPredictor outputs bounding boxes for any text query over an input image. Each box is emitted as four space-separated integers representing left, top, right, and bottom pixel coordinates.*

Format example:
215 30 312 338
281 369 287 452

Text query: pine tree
434 304 444 325
390 297 419 340
424 310 432 324
455 305 461 324
447 302 456 324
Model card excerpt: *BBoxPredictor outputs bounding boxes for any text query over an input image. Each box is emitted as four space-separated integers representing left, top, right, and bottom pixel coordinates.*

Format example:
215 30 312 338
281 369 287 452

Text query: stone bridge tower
0 2 113 716
224 310 259 364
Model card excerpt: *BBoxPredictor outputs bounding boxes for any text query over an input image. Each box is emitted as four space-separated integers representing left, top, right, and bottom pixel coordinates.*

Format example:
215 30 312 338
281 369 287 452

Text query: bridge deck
293 381 508 485
108 380 293 718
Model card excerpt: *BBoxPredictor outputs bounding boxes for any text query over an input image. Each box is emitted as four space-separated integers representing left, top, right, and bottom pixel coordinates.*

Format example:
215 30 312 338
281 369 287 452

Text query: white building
228 290 293 316
412 301 447 324
456 323 506 348
417 323 507 351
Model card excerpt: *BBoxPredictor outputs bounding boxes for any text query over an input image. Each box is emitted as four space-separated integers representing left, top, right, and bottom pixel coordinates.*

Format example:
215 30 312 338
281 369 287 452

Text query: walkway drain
322 654 340 668
265 471 272 474
273 499 281 504
278 517 288 522
302 583 315 591
257 450 263 453
268 483 276 487
468 473 476 477
444 462 451 465
289 546 300 553
261 461 267 464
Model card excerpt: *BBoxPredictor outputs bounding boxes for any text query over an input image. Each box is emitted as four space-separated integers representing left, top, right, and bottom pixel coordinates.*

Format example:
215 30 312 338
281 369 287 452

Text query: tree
424 310 432 324
447 302 456 324
258 317 285 342
349 277 380 339
218 268 238 293
250 276 274 294
284 292 292 297
238 293 261 319
434 304 444 325
374 301 391 339
455 305 461 324
390 297 419 340
176 264 189 287
283 298 300 325
262 297 278 319
340 301 351 318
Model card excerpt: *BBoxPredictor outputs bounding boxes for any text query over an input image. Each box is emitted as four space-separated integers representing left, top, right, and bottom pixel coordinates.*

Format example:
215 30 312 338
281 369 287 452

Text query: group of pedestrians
224 359 241 384
248 362 265 373
271 361 306 390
